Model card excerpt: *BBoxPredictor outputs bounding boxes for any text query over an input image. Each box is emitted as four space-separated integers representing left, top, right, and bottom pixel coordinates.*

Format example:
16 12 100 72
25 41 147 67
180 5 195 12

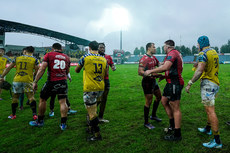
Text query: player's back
14 55 39 83
200 48 219 85
81 53 107 92
0 56 8 74
44 51 70 81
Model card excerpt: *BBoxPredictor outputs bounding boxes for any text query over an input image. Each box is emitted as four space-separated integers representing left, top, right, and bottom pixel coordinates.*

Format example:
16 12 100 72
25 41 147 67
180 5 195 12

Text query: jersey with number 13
43 51 70 81
13 55 39 83
78 53 107 92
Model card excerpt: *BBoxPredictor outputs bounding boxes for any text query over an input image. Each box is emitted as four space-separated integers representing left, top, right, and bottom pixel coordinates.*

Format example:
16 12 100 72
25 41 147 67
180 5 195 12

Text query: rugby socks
38 115 44 123
30 100 37 115
144 106 150 124
61 117 67 124
152 100 159 117
174 128 181 137
169 118 175 129
12 103 18 115
205 122 211 132
90 117 100 136
213 130 221 144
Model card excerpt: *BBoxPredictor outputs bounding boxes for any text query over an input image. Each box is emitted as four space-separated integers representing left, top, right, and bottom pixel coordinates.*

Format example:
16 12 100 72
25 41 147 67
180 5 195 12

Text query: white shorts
200 79 219 106
12 82 33 93
83 91 104 106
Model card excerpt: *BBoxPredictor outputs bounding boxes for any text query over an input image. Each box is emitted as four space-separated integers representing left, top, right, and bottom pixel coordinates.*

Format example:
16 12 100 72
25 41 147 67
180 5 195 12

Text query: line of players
0 41 115 141
0 36 225 147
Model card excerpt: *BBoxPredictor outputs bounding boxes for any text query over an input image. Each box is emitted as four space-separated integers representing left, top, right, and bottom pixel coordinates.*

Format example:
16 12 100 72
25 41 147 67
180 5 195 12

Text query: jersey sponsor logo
55 55 66 60
93 76 103 82
18 71 28 76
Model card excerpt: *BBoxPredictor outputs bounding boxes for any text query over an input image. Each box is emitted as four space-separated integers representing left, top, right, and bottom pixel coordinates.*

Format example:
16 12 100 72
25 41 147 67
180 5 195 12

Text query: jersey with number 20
43 51 70 81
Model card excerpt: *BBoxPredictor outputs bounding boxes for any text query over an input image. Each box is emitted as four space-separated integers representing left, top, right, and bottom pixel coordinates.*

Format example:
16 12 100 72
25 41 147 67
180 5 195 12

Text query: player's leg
58 94 68 130
8 93 20 119
29 81 50 127
84 91 103 141
142 78 154 129
168 99 182 140
86 103 101 141
26 92 37 120
151 87 162 122
144 94 155 129
19 93 24 110
66 95 77 114
161 96 174 130
8 82 23 119
202 104 222 148
49 93 56 117
98 89 109 122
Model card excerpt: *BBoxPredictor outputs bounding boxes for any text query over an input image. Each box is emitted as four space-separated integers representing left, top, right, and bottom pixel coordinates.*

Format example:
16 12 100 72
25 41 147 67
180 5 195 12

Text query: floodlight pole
120 29 122 51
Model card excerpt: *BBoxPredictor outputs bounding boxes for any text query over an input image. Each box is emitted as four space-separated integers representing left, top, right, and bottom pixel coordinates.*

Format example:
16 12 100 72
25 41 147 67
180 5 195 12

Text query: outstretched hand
185 85 191 93
143 70 152 77
33 82 38 92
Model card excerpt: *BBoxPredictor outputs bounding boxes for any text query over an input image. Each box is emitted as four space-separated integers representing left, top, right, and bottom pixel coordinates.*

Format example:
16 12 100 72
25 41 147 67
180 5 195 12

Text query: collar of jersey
145 53 152 57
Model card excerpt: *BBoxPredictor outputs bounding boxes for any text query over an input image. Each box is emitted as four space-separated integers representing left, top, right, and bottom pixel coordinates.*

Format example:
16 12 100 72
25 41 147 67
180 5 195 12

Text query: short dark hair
24 46 35 53
164 40 175 47
89 41 99 50
52 43 62 50
0 48 5 52
146 43 154 51
98 43 105 47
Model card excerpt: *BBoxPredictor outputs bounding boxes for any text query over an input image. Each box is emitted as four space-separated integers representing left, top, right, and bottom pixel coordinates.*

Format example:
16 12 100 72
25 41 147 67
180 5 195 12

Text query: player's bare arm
33 65 39 79
34 61 47 83
0 62 15 81
111 64 116 71
75 64 83 73
185 62 205 93
144 61 172 77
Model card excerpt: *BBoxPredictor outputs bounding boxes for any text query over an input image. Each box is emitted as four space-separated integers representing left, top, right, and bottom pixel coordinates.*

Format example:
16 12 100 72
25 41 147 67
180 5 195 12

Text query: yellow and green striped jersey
198 47 219 85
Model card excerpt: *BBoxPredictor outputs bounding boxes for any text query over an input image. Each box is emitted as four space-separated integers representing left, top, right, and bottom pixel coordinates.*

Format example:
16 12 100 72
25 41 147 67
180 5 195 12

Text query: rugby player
75 41 107 141
138 42 162 130
29 43 70 130
185 36 222 148
144 40 184 141
0 48 9 100
0 46 39 120
97 43 116 123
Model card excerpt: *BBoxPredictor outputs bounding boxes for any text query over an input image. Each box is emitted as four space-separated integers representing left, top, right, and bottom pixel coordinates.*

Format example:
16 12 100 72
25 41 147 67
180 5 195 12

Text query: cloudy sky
1 0 230 54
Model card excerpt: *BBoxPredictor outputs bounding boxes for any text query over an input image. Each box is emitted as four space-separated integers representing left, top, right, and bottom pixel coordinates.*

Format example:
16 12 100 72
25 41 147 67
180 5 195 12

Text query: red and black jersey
43 51 70 81
104 54 114 80
164 49 184 85
139 54 159 78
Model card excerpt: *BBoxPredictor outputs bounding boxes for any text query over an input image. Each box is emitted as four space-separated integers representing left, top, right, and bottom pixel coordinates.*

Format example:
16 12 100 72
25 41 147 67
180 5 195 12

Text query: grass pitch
0 64 230 153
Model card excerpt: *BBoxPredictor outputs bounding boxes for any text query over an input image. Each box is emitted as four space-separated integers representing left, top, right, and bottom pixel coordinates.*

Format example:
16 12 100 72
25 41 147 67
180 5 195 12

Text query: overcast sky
1 0 230 54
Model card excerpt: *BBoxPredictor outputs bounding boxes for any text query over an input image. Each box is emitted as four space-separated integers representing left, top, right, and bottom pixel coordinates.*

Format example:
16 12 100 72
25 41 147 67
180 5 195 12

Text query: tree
140 46 145 55
213 46 219 53
156 47 161 54
192 46 198 55
133 47 140 55
125 51 131 56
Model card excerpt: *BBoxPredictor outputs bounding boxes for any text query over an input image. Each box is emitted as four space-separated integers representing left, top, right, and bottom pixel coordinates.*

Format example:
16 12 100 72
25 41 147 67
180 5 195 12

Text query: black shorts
163 83 183 101
104 79 110 90
40 80 68 100
142 77 159 94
